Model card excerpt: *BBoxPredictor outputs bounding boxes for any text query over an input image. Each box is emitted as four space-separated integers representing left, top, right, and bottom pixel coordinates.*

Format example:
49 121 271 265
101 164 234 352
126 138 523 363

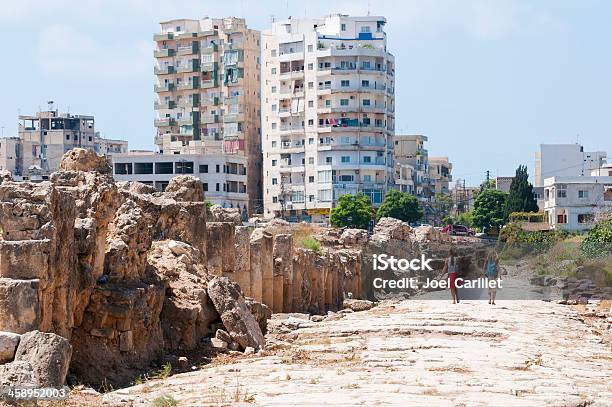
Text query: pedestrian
443 248 460 304
483 250 500 305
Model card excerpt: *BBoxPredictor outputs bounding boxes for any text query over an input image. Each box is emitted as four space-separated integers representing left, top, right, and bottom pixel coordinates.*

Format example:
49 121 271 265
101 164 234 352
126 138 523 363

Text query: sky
0 0 610 186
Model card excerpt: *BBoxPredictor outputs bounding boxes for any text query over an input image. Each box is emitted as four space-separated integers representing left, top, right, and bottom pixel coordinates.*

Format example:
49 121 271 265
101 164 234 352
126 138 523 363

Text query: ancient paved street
104 298 612 406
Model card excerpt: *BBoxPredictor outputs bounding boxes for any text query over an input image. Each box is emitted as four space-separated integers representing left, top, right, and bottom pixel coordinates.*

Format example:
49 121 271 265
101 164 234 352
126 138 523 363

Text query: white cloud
35 24 150 80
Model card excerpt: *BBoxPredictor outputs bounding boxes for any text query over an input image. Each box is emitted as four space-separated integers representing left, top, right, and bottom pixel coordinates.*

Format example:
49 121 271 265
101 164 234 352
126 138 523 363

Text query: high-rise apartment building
151 17 262 213
261 14 395 221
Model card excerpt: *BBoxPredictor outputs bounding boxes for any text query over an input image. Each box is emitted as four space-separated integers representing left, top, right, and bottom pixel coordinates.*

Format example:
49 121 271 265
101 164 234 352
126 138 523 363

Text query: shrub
330 193 373 229
581 219 612 257
376 190 422 223
153 394 178 407
300 236 321 254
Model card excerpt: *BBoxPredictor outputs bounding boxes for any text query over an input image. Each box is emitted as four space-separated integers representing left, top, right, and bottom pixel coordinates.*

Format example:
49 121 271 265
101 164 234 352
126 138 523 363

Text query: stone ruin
0 148 490 389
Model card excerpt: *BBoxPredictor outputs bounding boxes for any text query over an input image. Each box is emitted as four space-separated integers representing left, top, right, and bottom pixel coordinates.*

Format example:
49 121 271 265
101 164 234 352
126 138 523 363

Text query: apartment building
543 176 612 231
534 144 607 187
261 14 396 221
394 135 430 200
0 109 128 180
428 156 452 195
152 17 261 213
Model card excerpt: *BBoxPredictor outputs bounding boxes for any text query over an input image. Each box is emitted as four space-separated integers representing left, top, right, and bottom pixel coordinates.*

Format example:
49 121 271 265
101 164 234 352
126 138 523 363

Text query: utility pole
486 170 490 188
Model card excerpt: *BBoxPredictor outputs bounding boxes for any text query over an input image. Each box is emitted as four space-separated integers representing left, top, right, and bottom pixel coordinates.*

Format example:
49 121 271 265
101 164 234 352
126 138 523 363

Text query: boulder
215 329 232 344
208 204 242 225
207 277 265 350
0 361 37 387
373 218 411 241
165 175 204 202
340 229 369 246
0 331 21 363
245 298 272 335
13 330 72 387
0 170 12 183
343 299 374 312
59 148 111 174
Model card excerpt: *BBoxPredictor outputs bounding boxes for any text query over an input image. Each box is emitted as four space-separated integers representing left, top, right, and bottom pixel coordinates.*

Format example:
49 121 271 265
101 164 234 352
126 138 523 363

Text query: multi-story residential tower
534 144 607 187
261 14 395 221
153 17 262 213
394 135 431 200
428 156 452 195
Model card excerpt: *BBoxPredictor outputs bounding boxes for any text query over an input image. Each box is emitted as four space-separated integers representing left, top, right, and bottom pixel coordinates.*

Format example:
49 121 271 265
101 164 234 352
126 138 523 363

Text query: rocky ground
93 290 611 406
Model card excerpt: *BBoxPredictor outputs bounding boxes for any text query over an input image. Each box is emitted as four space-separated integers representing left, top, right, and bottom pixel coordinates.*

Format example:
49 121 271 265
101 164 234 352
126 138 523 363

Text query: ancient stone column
234 226 252 297
272 234 292 313
206 222 235 276
292 251 305 313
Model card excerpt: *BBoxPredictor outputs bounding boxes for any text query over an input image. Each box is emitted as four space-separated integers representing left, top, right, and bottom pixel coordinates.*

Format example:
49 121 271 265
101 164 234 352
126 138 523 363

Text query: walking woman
443 248 460 304
483 250 500 305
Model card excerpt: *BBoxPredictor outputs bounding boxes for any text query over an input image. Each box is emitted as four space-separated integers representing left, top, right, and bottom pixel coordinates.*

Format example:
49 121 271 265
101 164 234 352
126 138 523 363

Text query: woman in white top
443 248 460 304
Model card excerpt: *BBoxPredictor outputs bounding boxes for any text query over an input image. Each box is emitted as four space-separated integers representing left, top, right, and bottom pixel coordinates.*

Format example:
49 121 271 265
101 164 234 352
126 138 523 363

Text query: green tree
505 165 538 217
472 189 508 231
376 189 423 223
478 179 496 195
432 193 453 224
330 193 373 229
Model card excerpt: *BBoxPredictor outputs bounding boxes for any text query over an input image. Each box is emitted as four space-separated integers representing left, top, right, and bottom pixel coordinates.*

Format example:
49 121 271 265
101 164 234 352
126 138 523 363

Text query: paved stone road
104 298 611 406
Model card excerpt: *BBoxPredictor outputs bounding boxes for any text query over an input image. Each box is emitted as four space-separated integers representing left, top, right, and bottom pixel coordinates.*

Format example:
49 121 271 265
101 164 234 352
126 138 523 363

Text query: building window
308 119 314 126
341 156 350 163
271 68 277 74
361 26 371 33
309 195 315 202
318 189 332 202
134 162 153 174
272 104 277 111
308 45 313 52
272 178 278 185
155 162 174 174
271 86 277 93
309 176 315 183
216 183 220 191
363 175 372 182
363 156 371 163
308 138 314 144
578 214 594 224
308 82 314 89
578 190 589 199
271 141 277 148
175 161 194 174
308 63 313 70
203 183 208 192
308 100 314 108
340 99 349 106
557 189 567 198
341 23 346 31
341 80 350 87
557 213 567 224
272 159 277 166
271 123 277 129
363 99 371 106
271 50 277 57
361 80 370 88
308 157 314 164
272 196 278 203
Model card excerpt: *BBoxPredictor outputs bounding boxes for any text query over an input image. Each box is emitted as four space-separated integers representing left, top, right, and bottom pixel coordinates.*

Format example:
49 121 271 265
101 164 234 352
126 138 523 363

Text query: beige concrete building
0 137 20 174
152 17 262 213
94 132 129 160
394 135 431 200
429 156 452 195
261 14 396 221
13 110 96 180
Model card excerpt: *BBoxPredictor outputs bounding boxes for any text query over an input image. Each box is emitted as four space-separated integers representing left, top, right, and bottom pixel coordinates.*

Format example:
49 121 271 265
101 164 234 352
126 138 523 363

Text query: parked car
442 224 475 236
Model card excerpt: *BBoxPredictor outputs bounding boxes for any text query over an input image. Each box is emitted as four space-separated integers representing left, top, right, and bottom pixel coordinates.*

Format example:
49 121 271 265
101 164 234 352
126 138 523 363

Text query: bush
581 219 612 257
300 236 321 254
508 212 545 223
153 394 178 407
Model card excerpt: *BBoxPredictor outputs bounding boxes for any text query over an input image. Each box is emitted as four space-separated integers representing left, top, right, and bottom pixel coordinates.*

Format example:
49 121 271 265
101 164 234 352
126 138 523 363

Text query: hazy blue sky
0 0 610 185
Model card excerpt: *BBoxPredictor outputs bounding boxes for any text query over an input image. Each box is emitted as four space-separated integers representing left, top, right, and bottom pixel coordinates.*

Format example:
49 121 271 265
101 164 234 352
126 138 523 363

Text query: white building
394 135 430 200
543 176 612 231
94 133 129 160
112 151 248 210
591 163 612 177
534 144 607 187
261 14 396 221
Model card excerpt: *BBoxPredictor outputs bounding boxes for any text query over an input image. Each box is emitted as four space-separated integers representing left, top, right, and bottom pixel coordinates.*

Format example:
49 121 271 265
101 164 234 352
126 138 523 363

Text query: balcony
202 79 218 88
201 114 220 124
279 69 304 80
201 61 218 72
223 113 244 123
176 60 200 73
177 43 200 56
177 96 200 108
224 95 243 105
154 48 176 58
154 118 176 127
154 100 176 110
201 97 220 107
279 125 305 135
154 83 175 92
201 44 219 54
177 79 200 90
177 116 196 126
154 66 175 75
154 32 174 41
